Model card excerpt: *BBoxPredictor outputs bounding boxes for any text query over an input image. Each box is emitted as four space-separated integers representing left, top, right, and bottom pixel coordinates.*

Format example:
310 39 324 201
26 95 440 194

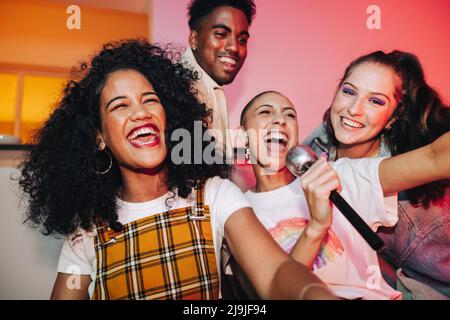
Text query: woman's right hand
300 154 342 233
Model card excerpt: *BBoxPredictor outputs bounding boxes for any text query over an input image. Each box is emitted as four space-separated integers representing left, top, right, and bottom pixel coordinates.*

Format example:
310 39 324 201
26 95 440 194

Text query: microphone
286 145 384 251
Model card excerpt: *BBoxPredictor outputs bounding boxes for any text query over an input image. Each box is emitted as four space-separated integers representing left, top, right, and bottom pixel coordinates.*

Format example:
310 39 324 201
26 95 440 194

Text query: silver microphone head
286 145 318 177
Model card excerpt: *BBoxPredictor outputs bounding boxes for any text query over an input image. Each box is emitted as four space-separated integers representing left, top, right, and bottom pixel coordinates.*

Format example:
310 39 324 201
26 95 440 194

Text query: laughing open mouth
265 130 288 148
127 124 159 147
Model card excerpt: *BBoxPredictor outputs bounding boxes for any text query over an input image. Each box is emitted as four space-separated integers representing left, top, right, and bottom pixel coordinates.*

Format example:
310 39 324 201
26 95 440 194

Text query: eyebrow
343 82 391 102
106 91 159 109
212 24 250 38
256 104 273 110
282 106 296 113
256 104 296 113
142 91 158 98
106 96 126 109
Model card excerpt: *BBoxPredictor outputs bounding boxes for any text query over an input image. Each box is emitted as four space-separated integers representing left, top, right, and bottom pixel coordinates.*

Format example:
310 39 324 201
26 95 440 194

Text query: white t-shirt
245 157 401 300
57 176 251 298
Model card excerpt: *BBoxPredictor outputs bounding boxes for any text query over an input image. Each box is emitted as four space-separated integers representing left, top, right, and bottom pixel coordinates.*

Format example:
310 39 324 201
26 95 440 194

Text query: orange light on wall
0 71 66 144
0 0 150 69
0 73 18 137
20 75 66 143
0 0 151 145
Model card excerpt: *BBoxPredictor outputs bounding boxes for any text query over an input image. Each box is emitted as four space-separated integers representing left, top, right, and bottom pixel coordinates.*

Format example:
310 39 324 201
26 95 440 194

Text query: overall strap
190 181 206 220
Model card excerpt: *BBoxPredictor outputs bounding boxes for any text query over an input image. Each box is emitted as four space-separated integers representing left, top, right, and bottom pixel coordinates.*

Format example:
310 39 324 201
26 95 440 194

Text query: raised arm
224 207 337 300
380 131 450 194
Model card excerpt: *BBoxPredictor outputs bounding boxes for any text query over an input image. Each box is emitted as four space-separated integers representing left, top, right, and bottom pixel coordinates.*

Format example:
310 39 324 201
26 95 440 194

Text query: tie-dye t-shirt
245 157 401 300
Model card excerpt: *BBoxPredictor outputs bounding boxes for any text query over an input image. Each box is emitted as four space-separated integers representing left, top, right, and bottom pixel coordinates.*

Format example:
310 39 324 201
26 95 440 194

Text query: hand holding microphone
299 153 339 234
286 145 384 251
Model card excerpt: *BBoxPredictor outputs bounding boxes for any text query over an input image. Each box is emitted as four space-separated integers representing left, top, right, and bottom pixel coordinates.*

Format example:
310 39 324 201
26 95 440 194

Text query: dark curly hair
18 39 231 236
323 50 450 208
188 0 256 30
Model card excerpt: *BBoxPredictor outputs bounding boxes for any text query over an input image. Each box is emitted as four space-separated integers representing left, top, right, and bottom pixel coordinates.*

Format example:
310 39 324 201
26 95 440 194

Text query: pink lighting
152 0 450 140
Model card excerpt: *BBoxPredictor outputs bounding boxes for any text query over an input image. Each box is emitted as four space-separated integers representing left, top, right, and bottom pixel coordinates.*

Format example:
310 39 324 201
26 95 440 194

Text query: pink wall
152 0 450 141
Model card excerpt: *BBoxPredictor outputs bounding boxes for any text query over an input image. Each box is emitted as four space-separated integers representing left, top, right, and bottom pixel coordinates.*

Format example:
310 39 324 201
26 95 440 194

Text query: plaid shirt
92 186 219 300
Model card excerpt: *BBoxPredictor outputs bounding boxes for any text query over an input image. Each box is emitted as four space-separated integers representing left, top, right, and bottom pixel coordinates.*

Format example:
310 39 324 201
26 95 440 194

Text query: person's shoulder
303 122 335 156
180 48 193 66
333 156 384 169
66 226 96 248
331 157 386 188
204 176 234 191
398 193 450 232
303 122 327 144
204 176 247 203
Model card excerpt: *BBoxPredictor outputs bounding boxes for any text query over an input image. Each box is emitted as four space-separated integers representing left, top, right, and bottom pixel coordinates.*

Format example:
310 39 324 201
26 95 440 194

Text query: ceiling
49 0 151 14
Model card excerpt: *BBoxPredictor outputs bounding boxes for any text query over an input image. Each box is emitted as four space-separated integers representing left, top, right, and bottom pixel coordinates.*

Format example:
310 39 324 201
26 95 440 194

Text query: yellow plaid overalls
91 186 219 300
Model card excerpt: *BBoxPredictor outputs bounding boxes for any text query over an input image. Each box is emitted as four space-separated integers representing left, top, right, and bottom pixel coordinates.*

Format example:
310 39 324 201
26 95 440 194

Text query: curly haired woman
18 39 336 300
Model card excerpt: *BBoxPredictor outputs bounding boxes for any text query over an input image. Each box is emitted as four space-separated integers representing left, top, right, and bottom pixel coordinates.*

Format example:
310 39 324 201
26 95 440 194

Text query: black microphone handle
329 190 384 251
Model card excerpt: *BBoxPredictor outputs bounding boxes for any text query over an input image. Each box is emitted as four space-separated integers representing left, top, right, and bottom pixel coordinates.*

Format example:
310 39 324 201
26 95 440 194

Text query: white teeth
128 127 156 140
219 57 236 65
265 130 288 144
342 117 364 129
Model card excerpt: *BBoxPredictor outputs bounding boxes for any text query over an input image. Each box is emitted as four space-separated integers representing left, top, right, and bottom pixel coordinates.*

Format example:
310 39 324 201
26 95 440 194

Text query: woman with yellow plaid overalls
18 40 337 300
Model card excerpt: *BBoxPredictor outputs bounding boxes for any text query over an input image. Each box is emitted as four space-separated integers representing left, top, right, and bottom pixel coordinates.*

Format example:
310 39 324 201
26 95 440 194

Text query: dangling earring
385 115 398 131
94 149 112 175
192 46 197 52
245 146 250 163
385 121 395 131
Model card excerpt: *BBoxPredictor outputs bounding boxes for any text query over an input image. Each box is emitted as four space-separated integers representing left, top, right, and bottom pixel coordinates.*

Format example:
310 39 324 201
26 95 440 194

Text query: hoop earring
94 149 113 175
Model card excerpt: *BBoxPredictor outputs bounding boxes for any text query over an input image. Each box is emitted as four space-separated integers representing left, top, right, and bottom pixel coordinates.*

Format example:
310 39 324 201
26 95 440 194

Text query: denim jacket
304 123 450 299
